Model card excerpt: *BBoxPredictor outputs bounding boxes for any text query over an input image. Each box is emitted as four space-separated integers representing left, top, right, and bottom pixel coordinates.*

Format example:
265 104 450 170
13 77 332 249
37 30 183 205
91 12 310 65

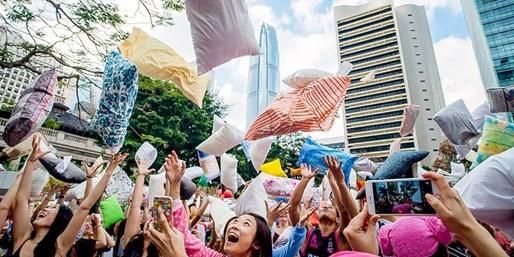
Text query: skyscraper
334 0 445 165
247 23 280 128
461 0 514 89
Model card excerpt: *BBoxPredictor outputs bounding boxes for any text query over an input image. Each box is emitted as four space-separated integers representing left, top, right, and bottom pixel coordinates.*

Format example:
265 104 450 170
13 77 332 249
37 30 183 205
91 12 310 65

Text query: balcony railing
0 118 105 162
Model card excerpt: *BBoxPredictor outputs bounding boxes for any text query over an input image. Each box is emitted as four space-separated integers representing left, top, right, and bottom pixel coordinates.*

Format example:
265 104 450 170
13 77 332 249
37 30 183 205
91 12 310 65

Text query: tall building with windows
247 23 280 128
461 0 514 89
334 0 445 164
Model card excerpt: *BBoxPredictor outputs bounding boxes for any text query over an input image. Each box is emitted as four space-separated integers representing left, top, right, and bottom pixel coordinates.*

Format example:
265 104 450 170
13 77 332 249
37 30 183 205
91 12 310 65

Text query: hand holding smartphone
365 178 440 215
152 196 173 231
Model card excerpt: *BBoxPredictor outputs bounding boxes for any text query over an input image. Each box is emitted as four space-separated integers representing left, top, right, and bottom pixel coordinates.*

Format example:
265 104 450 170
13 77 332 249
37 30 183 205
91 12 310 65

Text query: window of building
410 29 415 32
415 53 421 56
413 45 419 48
431 138 437 141
422 89 427 92
347 121 402 133
426 108 431 111
409 21 414 24
418 71 424 74
428 118 433 120
433 149 438 152
348 133 401 144
347 110 404 123
417 62 422 65
424 99 429 101
412 37 417 39
429 128 435 131
346 89 406 104
420 79 426 82
346 99 408 114
408 14 412 16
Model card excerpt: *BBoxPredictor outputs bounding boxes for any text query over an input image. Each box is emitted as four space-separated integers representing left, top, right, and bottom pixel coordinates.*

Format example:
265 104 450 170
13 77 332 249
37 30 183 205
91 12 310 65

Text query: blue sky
139 0 487 139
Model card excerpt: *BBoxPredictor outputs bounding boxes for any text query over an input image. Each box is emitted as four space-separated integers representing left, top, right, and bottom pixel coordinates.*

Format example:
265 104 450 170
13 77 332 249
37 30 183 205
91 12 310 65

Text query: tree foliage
0 0 184 83
121 76 226 175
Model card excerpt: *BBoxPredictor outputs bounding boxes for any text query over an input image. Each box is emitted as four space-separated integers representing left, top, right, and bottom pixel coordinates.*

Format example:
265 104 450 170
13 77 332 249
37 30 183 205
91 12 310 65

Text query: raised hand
83 160 107 178
265 201 290 227
28 135 50 161
164 151 186 183
300 164 318 180
299 207 316 226
136 159 155 177
145 208 187 257
105 153 129 175
325 156 344 183
343 204 380 255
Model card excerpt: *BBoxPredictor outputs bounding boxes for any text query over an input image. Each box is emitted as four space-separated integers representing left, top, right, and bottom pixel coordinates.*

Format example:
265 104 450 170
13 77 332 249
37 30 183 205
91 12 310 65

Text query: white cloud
433 36 486 110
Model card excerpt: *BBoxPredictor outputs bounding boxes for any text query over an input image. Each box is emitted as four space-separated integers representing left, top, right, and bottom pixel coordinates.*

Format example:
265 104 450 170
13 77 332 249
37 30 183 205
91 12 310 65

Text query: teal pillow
100 195 125 229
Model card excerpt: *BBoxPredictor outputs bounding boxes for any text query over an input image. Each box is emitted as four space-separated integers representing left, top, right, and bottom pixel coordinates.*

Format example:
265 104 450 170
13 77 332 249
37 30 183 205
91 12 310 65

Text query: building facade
317 136 346 151
461 0 514 89
334 0 445 164
247 23 280 128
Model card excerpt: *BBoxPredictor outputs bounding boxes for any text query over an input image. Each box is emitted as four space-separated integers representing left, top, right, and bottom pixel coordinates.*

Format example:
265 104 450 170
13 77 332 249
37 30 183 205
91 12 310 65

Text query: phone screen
152 196 173 231
372 180 435 215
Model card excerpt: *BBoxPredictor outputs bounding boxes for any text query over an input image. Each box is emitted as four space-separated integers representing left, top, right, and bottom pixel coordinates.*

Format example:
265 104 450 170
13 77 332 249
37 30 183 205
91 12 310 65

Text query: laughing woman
8 136 127 257
157 151 308 257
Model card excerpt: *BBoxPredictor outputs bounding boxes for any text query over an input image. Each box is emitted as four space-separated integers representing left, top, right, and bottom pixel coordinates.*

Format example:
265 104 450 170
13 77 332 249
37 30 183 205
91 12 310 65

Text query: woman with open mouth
151 150 310 257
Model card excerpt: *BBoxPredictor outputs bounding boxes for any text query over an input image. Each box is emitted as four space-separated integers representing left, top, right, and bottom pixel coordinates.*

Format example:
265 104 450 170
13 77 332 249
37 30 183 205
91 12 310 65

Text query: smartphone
152 196 173 231
365 178 440 215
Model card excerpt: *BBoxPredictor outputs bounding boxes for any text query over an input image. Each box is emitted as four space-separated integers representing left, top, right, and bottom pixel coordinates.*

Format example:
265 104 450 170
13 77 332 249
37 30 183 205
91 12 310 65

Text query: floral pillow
91 51 138 153
472 116 514 168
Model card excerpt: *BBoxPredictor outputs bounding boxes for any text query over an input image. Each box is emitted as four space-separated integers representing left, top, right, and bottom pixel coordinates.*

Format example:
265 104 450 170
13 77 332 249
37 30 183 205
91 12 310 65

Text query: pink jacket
172 200 225 257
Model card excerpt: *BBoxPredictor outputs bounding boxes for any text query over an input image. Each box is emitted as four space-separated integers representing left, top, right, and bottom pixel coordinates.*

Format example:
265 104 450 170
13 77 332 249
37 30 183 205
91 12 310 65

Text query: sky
136 0 486 139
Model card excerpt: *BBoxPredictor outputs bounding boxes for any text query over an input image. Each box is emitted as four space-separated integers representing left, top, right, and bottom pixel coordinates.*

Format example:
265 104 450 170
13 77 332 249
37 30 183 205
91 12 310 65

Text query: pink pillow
186 0 260 74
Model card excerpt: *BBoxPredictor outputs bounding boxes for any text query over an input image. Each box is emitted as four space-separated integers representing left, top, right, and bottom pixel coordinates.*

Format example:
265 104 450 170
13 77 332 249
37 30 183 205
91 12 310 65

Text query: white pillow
135 142 157 169
67 174 101 200
337 61 353 76
196 123 243 156
186 0 260 75
148 172 166 204
208 196 236 236
282 69 332 89
353 157 378 173
212 115 225 134
199 154 221 180
471 101 493 131
221 154 238 193
236 173 245 189
185 166 204 180
234 173 267 218
250 137 274 171
454 147 514 238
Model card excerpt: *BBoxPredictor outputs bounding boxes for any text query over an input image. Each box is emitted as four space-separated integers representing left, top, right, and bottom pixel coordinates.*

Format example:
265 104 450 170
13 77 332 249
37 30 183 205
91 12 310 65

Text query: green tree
42 117 60 130
121 76 226 175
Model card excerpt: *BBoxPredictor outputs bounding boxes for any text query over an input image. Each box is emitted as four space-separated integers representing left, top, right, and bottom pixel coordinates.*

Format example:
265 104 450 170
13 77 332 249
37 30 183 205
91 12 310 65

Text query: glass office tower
461 0 514 89
246 23 280 128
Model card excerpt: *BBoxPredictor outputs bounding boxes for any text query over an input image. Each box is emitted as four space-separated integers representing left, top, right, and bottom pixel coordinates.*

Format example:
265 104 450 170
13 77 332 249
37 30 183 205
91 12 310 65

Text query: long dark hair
31 205 73 257
122 234 158 257
223 213 272 257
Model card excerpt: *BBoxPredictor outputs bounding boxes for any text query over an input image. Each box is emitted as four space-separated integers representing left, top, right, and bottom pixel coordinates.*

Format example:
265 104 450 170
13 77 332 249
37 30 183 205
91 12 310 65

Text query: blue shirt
273 225 307 257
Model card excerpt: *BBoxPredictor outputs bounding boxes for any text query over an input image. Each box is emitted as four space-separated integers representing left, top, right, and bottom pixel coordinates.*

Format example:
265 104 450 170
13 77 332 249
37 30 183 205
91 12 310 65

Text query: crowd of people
0 135 512 257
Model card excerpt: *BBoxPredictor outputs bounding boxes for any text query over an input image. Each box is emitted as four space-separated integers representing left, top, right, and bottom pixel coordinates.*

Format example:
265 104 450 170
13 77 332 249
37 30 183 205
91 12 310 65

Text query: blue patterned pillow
373 151 429 180
297 138 358 185
92 51 138 153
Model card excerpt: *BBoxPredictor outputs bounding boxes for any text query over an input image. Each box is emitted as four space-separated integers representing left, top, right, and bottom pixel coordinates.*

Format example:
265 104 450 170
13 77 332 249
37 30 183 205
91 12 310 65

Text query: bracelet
87 175 94 178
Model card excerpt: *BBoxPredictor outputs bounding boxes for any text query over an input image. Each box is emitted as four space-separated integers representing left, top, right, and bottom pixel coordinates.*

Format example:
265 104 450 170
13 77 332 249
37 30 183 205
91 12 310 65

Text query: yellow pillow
119 27 210 107
260 159 287 178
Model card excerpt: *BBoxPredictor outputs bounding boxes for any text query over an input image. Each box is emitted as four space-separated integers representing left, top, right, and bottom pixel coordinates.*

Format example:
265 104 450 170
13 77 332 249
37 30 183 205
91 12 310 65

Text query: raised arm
190 193 210 228
165 151 185 200
57 153 128 255
289 164 318 226
0 173 22 228
325 156 358 220
123 159 153 247
83 161 105 199
12 136 50 250
91 214 108 249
